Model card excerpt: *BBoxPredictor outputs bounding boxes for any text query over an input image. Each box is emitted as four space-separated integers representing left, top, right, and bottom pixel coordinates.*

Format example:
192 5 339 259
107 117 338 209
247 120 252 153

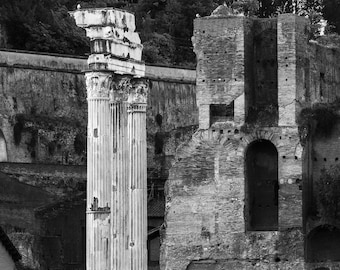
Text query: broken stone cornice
71 8 144 65
70 8 136 30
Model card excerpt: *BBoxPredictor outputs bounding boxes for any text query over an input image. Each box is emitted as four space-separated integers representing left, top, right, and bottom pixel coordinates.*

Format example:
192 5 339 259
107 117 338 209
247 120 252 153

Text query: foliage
231 0 259 16
0 0 90 55
134 0 219 65
142 33 176 65
0 0 339 64
68 0 131 9
298 0 324 38
316 164 340 223
323 0 340 34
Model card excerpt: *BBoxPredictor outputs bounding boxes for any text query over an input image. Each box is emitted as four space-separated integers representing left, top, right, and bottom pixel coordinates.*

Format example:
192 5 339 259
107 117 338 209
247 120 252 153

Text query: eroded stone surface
162 11 340 270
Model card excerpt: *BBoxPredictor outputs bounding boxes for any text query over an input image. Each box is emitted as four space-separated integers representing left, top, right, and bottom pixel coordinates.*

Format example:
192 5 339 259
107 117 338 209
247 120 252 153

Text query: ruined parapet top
210 4 234 17
71 8 145 77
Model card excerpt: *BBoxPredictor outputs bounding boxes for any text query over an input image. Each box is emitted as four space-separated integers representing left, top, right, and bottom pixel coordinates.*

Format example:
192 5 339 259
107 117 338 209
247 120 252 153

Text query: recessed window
210 102 234 125
246 140 278 231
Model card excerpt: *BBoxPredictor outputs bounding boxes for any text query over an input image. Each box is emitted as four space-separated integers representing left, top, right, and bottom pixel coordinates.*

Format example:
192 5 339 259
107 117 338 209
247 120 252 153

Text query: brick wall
161 13 314 270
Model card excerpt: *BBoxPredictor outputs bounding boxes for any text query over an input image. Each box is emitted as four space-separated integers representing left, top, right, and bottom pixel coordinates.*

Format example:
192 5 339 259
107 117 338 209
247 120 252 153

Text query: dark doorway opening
246 140 278 231
306 225 340 262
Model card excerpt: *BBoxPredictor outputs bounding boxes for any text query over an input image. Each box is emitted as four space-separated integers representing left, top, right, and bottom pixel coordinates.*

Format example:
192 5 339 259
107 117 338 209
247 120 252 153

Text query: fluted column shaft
85 71 112 270
127 80 148 270
110 78 148 270
110 90 129 270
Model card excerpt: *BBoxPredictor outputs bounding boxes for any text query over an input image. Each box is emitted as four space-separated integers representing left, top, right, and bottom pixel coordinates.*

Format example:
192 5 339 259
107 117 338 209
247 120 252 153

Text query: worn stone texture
193 16 250 128
161 11 340 270
71 8 145 77
0 50 197 180
0 49 197 269
162 128 303 270
277 15 309 126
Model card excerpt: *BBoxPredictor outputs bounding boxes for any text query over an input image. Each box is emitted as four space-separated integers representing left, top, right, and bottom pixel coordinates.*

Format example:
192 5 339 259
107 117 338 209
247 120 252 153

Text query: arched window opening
0 130 7 162
306 225 340 262
246 140 278 231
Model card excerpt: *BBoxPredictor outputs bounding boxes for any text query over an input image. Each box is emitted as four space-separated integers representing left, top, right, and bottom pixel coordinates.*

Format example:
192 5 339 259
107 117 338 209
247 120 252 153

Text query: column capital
128 78 148 104
109 77 131 103
85 71 113 99
109 77 149 105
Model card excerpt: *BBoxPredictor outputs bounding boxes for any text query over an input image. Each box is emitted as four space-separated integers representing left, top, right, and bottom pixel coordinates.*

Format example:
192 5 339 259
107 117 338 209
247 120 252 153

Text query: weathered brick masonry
161 9 340 270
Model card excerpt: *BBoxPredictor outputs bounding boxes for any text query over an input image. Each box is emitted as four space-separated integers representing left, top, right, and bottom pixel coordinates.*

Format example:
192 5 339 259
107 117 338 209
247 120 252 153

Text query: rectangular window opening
210 102 234 125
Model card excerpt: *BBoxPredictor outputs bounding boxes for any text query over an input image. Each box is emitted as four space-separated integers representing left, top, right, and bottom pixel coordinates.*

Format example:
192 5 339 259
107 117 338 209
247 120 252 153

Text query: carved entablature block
85 71 114 99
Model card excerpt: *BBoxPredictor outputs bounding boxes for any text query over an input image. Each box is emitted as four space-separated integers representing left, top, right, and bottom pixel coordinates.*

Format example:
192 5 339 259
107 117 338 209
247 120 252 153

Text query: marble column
85 71 113 270
110 77 130 270
110 77 148 270
72 8 147 270
127 79 148 270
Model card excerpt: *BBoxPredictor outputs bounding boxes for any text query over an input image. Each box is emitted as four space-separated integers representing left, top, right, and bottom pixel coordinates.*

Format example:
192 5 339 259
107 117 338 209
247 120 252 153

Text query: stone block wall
193 16 250 129
0 50 88 165
277 15 310 126
0 50 197 176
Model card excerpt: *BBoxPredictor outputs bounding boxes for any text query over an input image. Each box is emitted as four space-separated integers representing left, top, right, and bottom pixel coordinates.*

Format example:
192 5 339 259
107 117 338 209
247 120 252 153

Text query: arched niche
306 225 340 262
0 130 8 162
245 139 278 231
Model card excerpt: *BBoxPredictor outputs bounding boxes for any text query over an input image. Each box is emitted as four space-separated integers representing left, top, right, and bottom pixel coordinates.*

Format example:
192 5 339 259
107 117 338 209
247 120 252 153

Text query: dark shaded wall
248 19 278 125
0 163 86 269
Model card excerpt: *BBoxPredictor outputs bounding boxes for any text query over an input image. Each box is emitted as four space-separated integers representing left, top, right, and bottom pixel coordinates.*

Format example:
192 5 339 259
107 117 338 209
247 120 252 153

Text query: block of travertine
71 8 145 77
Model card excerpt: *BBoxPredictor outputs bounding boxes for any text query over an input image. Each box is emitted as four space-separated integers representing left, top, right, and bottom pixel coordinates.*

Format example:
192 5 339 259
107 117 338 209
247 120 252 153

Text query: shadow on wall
0 130 7 162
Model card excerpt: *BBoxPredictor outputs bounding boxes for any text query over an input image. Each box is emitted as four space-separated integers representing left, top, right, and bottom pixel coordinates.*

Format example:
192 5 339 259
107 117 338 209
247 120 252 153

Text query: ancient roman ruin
161 6 340 270
73 8 148 270
0 3 340 270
